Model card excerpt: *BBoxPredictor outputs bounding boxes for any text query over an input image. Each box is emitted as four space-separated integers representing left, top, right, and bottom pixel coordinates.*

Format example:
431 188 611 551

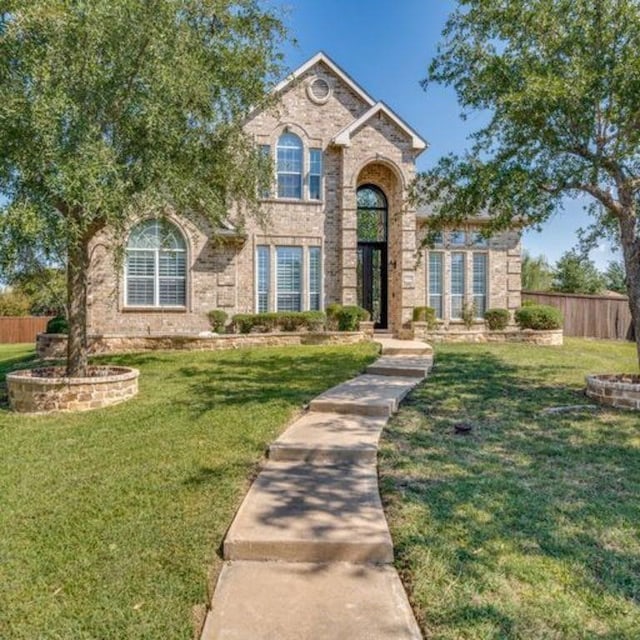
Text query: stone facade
85 52 521 338
586 374 640 410
7 366 139 413
37 331 369 360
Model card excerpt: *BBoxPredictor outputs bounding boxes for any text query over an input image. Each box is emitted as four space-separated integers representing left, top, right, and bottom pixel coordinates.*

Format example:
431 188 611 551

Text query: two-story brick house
86 52 521 337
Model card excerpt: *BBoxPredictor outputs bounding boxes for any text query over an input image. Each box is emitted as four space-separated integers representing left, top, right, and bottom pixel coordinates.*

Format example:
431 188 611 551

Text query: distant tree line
522 251 626 296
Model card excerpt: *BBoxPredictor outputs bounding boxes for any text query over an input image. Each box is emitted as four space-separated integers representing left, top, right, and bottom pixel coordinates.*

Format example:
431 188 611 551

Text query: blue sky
278 0 618 270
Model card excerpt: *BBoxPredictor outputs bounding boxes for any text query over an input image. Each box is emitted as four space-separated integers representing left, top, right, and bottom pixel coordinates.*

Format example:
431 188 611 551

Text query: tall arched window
277 132 303 198
125 220 187 307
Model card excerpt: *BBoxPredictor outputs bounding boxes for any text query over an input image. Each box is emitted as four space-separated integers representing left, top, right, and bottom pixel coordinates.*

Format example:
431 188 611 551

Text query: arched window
125 220 187 307
357 185 387 242
277 132 303 198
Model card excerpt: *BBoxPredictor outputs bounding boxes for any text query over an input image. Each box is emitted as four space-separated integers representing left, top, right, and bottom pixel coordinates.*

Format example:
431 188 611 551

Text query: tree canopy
552 251 604 294
418 0 640 366
521 251 553 292
0 0 286 374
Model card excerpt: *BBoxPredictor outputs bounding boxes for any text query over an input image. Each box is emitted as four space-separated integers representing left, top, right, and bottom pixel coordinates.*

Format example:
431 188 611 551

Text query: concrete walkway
201 338 432 640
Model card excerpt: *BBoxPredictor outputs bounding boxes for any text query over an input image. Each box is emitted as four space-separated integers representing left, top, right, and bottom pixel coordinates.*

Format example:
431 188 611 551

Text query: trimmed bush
484 308 510 331
412 306 437 329
336 305 370 331
46 316 69 334
230 311 326 334
325 303 342 330
207 309 228 333
515 304 562 330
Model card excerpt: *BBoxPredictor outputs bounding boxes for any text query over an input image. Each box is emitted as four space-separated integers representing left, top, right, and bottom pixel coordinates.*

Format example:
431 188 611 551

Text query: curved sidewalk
202 338 432 640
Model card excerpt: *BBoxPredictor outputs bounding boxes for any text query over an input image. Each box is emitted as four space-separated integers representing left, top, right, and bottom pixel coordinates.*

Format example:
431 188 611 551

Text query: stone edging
7 366 139 413
36 331 368 359
412 323 563 345
585 374 640 411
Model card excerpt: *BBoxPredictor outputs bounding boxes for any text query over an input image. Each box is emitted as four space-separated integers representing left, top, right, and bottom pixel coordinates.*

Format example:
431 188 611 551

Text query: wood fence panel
0 316 52 344
522 291 632 341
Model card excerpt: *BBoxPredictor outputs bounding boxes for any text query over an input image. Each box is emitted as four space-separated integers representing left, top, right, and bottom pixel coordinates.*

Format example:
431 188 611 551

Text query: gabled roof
332 101 427 152
272 51 376 107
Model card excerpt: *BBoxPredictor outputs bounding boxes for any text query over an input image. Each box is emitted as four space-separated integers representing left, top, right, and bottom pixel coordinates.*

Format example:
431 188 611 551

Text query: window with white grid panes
125 220 186 307
256 245 270 313
308 247 321 310
473 253 488 318
277 133 303 198
309 149 322 200
450 252 466 319
428 252 444 319
276 246 302 311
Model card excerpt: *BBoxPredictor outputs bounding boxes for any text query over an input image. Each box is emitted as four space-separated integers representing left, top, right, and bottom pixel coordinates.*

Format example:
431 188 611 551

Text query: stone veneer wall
85 58 422 337
412 323 563 346
7 366 139 413
585 375 640 410
36 331 369 360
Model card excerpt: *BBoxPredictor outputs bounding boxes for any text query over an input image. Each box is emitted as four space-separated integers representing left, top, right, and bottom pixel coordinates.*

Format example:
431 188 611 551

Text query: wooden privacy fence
0 316 53 344
522 291 632 341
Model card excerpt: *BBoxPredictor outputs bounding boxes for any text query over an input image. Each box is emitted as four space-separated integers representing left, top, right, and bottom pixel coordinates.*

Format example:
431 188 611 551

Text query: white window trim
124 224 187 309
308 246 323 311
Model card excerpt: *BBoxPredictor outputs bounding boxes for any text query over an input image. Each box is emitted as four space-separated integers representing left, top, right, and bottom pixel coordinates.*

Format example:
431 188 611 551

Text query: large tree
416 0 640 366
0 1 285 375
552 250 604 294
521 251 553 292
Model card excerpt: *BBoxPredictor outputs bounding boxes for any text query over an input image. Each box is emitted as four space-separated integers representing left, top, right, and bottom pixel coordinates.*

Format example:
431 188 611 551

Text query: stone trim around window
425 248 491 325
254 239 324 314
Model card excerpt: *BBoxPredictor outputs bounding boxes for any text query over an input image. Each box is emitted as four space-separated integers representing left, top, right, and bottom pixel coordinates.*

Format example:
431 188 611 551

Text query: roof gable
272 51 376 108
332 101 427 151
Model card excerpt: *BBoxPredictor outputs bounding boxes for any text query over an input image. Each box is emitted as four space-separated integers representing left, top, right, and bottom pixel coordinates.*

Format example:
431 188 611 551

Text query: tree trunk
619 209 640 369
66 237 91 377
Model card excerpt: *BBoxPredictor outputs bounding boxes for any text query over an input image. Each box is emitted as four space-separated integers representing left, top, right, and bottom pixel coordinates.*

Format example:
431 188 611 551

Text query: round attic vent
307 76 331 104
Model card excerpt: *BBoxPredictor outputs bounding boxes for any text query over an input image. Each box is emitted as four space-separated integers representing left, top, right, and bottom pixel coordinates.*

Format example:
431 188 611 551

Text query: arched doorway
356 184 388 328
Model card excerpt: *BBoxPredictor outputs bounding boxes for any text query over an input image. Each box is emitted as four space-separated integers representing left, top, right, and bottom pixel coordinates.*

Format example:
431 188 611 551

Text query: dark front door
356 184 389 329
357 243 388 329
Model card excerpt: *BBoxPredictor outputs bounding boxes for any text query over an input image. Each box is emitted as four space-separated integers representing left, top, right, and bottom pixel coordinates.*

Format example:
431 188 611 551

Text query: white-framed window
449 230 466 247
473 253 488 318
309 149 322 200
125 220 186 307
276 246 302 311
256 245 270 313
428 252 444 319
470 230 488 247
309 246 321 310
277 133 303 199
450 252 465 319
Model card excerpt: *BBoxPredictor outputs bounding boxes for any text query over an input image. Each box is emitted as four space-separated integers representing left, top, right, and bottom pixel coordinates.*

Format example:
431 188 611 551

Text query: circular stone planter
7 366 139 414
585 374 640 411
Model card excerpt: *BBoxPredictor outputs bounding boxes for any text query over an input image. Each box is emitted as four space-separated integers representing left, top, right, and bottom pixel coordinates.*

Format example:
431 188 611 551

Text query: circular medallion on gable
306 76 332 105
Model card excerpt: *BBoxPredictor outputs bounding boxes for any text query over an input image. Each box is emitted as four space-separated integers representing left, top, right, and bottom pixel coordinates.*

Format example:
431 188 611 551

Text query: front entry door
357 243 388 329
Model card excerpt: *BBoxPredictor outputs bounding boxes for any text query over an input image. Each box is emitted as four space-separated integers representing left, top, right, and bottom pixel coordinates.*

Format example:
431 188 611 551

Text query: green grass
0 342 378 639
379 338 640 640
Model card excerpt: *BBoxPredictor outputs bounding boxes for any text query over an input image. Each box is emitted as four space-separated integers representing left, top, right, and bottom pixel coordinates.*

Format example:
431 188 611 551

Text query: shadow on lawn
381 349 640 634
172 349 372 415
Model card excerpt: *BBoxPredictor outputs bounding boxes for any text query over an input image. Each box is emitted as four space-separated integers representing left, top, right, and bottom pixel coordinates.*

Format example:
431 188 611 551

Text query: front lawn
380 338 640 640
0 342 378 639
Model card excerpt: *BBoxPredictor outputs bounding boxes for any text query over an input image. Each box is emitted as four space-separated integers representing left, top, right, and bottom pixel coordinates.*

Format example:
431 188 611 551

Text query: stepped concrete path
202 337 430 640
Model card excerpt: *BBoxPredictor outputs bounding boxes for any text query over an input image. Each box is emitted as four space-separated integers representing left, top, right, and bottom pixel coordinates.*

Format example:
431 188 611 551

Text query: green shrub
461 302 476 329
412 306 437 329
484 308 510 331
325 303 342 330
302 311 326 331
207 309 228 333
515 304 562 330
521 299 537 307
46 316 69 334
231 311 327 334
336 305 370 331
